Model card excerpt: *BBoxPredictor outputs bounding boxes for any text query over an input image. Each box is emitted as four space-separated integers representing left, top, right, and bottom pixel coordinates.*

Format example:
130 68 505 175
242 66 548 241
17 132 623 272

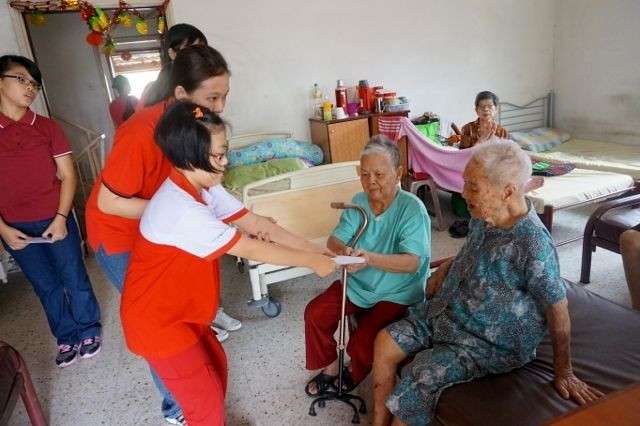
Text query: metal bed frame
498 92 637 245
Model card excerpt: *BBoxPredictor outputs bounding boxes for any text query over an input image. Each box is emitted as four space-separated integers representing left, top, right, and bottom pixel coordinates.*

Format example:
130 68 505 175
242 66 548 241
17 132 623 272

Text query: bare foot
525 176 545 192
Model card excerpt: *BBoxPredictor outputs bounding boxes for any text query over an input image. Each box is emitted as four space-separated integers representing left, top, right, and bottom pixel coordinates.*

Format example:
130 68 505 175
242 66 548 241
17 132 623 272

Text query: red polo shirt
0 109 72 222
121 168 248 359
85 100 171 254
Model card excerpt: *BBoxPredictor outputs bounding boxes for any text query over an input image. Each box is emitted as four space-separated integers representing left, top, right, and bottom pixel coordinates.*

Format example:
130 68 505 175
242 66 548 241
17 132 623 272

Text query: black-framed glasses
1 74 41 91
209 152 227 162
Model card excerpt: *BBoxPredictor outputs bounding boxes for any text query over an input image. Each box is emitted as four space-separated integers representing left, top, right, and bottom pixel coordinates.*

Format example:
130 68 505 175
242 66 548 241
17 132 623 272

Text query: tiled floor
0 198 631 426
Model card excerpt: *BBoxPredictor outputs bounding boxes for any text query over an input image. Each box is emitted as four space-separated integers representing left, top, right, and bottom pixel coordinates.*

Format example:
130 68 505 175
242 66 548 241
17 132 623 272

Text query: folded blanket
223 158 306 191
530 156 575 177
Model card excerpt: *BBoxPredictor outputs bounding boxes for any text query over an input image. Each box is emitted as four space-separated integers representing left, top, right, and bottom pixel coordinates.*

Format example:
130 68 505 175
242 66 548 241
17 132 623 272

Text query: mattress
429 279 640 425
526 168 634 213
529 139 640 179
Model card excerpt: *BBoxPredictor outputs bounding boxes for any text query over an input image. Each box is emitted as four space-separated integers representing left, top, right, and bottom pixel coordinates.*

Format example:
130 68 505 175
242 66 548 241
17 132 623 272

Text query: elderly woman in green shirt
304 135 431 396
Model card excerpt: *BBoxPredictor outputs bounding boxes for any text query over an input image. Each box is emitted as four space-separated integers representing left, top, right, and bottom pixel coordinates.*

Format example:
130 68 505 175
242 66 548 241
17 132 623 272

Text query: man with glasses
0 55 102 367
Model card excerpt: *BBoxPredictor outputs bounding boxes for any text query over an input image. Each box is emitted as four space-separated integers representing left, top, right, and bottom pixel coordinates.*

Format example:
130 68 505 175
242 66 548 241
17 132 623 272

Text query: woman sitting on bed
371 140 603 426
304 135 431 396
449 91 508 238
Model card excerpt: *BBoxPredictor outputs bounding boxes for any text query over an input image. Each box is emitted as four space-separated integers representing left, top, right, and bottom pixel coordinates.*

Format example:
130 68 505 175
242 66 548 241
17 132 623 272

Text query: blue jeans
1 214 101 345
94 244 182 420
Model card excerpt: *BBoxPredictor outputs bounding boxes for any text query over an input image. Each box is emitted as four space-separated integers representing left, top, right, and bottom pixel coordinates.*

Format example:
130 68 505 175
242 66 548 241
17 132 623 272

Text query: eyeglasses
1 74 41 91
209 152 227 162
477 103 496 110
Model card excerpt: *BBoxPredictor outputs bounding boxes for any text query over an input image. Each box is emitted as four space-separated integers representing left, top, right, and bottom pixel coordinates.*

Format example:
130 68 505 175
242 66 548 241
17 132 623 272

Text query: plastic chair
0 341 47 426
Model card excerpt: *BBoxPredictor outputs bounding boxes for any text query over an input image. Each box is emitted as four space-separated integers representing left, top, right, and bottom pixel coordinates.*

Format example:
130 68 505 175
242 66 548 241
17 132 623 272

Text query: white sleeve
202 184 247 222
168 204 240 259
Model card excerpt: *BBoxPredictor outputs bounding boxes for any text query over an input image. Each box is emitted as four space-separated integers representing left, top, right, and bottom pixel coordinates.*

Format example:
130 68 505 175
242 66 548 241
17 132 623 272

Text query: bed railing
228 131 293 149
497 91 554 132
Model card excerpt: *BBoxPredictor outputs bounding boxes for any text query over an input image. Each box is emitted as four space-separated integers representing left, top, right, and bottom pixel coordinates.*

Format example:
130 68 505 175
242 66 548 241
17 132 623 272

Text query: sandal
305 372 337 397
334 366 360 393
448 220 469 239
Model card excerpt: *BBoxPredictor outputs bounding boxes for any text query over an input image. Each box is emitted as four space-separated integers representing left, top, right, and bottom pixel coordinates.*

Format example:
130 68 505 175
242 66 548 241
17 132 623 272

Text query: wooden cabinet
309 117 370 164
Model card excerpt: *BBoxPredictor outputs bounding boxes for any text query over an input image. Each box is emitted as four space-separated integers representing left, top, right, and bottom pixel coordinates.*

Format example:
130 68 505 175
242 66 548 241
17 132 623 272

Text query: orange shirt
459 119 508 149
121 169 247 358
85 100 172 254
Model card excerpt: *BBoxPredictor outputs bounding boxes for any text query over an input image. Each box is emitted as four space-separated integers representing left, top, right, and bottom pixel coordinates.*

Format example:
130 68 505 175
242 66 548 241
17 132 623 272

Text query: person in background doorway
620 226 640 310
0 55 102 367
138 23 208 110
109 75 138 128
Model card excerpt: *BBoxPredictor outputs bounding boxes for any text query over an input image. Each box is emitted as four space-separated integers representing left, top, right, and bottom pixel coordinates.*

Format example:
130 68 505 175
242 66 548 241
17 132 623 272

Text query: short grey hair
360 135 401 169
469 138 532 193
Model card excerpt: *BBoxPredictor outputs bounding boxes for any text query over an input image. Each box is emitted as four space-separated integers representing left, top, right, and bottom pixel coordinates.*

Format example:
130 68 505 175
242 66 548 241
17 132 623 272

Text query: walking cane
309 202 369 424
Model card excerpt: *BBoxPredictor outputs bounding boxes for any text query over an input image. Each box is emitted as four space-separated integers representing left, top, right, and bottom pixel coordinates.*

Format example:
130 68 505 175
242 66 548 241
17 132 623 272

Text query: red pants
147 329 227 426
304 280 408 382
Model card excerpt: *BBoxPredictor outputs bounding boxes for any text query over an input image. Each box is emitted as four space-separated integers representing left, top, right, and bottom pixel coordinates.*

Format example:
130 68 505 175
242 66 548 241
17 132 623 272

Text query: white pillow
510 127 571 152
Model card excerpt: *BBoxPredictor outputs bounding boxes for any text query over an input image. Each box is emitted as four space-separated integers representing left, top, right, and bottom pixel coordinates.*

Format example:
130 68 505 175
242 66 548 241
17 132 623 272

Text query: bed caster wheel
261 298 281 318
352 414 360 424
318 400 325 408
236 260 245 274
359 404 367 414
309 407 317 416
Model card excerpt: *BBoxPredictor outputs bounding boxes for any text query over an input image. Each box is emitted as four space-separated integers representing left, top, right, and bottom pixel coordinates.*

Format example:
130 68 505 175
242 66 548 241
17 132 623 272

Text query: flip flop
305 372 337 397
449 221 469 239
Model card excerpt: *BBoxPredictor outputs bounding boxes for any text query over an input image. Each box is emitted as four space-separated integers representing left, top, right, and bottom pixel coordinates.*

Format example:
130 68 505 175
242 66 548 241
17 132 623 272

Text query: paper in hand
26 237 54 244
333 255 366 265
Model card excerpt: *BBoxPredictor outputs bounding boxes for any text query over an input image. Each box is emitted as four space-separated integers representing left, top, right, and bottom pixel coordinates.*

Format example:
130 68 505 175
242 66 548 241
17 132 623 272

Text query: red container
358 86 372 112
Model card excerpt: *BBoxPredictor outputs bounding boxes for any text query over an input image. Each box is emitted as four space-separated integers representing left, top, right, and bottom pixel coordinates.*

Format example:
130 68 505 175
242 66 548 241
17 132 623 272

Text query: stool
0 341 47 426
402 175 446 231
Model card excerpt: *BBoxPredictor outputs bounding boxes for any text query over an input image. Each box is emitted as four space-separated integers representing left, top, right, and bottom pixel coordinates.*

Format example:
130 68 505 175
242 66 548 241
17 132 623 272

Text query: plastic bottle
322 99 333 122
311 83 323 118
335 79 347 111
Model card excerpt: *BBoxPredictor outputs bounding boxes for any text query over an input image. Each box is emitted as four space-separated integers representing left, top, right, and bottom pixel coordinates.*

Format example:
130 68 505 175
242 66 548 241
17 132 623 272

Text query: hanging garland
10 0 170 55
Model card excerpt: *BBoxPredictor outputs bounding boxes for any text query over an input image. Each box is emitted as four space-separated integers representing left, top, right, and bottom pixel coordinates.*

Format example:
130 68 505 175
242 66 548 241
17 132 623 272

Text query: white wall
0 2 47 115
0 3 20 54
170 0 556 140
554 0 640 145
26 13 116 153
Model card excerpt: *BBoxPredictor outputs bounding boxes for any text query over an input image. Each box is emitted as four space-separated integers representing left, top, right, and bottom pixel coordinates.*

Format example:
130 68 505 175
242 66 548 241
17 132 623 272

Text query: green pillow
223 158 306 191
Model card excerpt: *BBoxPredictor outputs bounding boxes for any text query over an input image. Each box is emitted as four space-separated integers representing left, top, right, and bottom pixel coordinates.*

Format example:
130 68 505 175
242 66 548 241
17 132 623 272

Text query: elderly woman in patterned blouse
371 140 604 426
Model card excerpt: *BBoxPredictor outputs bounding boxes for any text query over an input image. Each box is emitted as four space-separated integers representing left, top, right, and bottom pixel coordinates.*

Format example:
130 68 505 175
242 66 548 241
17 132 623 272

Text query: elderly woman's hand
554 371 604 406
425 258 454 298
345 248 370 273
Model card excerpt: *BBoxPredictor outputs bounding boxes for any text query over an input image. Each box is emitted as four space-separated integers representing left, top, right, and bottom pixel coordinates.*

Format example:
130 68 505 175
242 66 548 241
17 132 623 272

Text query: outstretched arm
226 234 337 278
231 211 331 254
546 299 604 405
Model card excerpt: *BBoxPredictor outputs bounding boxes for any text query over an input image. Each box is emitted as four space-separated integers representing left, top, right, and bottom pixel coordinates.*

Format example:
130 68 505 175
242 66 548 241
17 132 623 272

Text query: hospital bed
227 132 361 317
498 92 640 179
396 95 637 243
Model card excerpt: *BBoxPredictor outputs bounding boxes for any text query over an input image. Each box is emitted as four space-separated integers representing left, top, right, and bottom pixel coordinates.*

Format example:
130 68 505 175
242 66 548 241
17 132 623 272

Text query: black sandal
305 372 337 397
448 220 469 239
334 367 360 393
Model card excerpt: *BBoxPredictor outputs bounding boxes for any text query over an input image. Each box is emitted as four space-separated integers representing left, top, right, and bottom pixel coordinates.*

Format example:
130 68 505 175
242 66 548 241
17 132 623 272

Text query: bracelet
56 212 67 219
